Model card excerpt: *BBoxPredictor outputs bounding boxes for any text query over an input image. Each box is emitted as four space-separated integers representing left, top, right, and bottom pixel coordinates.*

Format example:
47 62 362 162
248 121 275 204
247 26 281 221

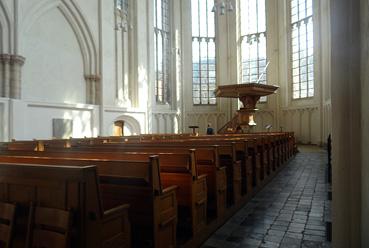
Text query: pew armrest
103 204 130 220
162 185 179 194
102 204 131 248
198 174 208 180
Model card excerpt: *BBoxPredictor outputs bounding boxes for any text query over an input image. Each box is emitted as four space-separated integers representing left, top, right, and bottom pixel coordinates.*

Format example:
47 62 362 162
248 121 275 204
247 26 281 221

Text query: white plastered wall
0 0 150 140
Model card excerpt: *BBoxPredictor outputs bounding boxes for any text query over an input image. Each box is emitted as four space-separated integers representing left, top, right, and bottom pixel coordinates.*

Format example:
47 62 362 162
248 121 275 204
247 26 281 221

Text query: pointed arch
0 1 12 53
20 0 98 76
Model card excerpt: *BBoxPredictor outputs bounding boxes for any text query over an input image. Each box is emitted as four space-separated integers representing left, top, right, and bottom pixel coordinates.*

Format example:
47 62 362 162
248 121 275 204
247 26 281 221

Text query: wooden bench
0 146 227 223
0 132 296 248
146 138 255 197
97 135 276 191
0 153 206 244
111 138 255 200
2 133 291 198
60 142 241 208
0 163 130 248
0 156 180 248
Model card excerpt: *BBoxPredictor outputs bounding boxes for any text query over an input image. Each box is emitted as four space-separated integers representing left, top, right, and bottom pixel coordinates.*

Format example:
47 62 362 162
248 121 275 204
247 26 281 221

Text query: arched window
115 0 130 104
116 0 128 12
154 0 171 104
291 0 314 99
191 0 216 105
239 0 267 102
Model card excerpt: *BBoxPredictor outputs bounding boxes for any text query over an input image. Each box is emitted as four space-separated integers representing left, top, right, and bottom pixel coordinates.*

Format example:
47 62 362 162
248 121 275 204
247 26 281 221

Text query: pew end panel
192 174 207 235
101 204 131 248
0 163 123 248
154 185 178 248
197 163 227 221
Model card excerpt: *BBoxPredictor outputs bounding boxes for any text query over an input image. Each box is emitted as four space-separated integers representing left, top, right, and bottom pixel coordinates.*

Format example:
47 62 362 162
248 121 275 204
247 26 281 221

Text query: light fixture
212 1 234 15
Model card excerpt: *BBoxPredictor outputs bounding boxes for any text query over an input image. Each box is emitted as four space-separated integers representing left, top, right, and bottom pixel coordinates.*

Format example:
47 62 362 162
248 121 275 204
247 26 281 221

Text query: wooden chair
0 202 16 248
27 204 71 248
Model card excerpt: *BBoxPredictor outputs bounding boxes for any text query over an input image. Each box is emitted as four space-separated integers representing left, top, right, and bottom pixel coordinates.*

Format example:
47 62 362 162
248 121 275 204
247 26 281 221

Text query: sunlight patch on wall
62 110 92 138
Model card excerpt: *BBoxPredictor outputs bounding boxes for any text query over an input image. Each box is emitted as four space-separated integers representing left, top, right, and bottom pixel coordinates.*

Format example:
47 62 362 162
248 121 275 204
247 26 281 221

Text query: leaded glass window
154 0 171 103
291 0 314 99
117 0 128 13
239 0 267 102
191 0 217 105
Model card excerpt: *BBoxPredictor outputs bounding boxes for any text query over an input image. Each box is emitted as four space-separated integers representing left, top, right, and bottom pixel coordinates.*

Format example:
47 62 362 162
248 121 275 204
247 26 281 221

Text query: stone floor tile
259 240 280 248
270 224 288 232
305 224 326 231
280 237 301 248
240 238 262 247
267 229 285 237
303 234 326 242
304 229 326 236
301 240 325 248
264 234 284 243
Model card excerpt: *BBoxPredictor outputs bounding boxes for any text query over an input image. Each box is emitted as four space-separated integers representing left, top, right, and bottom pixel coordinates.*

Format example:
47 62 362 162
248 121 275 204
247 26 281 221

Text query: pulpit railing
218 114 239 134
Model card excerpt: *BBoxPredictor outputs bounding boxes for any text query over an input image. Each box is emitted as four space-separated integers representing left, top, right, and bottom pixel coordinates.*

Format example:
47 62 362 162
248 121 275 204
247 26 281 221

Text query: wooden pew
56 142 241 208
1 132 294 165
0 146 227 223
108 138 255 198
0 153 206 245
87 135 276 191
0 156 178 248
0 163 130 248
1 133 290 196
0 132 296 248
2 135 294 204
134 138 249 201
168 134 287 182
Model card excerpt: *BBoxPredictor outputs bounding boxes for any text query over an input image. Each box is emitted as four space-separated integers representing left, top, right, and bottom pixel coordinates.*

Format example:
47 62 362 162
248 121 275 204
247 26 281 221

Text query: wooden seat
0 202 16 248
27 204 71 248
0 152 204 245
0 163 131 248
0 156 175 248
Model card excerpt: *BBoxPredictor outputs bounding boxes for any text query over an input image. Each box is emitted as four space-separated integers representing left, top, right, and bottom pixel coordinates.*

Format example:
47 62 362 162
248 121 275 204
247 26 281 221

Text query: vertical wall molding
84 74 101 105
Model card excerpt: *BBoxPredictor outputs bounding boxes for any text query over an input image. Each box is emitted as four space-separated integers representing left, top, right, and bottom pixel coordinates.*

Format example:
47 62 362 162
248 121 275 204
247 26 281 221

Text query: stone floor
201 146 331 248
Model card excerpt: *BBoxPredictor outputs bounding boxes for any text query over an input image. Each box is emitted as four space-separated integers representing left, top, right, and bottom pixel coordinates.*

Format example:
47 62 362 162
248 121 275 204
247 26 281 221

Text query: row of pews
0 132 296 248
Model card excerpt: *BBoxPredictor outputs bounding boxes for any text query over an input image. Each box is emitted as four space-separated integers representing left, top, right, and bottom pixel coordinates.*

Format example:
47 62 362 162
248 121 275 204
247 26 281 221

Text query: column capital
84 74 101 82
10 55 26 65
0 54 12 63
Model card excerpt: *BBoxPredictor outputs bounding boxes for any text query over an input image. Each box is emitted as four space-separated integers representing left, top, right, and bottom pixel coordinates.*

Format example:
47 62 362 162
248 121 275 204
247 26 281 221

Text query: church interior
0 0 367 247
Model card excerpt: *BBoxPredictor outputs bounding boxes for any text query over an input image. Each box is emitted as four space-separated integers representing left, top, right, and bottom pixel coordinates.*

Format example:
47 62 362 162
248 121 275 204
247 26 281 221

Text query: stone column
331 0 362 247
85 75 101 105
0 56 3 97
10 55 25 99
0 54 11 98
361 1 369 247
0 54 25 99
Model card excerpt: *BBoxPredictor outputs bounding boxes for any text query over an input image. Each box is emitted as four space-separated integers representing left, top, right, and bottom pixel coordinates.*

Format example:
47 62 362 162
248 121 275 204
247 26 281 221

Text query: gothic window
154 0 171 104
115 0 130 103
291 0 314 99
116 0 128 13
239 0 267 102
191 0 217 105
